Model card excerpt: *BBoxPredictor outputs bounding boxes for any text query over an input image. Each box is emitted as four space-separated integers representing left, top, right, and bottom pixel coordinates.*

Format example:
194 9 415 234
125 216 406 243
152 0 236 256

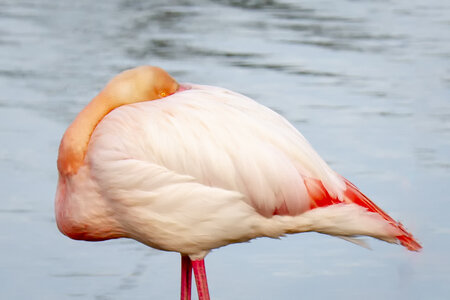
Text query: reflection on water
1 0 449 299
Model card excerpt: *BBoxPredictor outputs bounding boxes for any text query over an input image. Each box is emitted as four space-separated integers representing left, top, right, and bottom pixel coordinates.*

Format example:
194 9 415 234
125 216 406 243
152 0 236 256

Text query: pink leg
192 259 210 300
181 255 192 300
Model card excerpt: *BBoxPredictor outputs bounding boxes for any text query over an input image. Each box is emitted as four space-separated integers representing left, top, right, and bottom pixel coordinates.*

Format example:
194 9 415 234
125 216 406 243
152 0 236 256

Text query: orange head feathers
101 66 180 106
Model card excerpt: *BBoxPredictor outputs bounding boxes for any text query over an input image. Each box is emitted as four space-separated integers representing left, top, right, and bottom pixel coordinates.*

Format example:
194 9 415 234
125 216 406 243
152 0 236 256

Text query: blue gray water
1 0 449 299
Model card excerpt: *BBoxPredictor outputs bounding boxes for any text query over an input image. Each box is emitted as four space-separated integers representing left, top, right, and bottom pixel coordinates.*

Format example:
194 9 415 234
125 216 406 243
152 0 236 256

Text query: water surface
1 0 449 299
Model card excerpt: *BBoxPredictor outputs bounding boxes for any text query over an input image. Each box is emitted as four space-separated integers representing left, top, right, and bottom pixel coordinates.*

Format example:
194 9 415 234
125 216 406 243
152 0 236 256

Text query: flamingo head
101 65 182 107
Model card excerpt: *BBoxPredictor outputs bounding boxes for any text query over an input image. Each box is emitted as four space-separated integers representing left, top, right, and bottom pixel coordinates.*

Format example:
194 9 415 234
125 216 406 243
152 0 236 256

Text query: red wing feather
303 176 422 251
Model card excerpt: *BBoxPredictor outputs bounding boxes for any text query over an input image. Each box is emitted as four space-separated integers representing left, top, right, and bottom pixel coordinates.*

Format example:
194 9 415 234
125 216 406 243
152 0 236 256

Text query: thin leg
192 259 210 300
181 255 192 300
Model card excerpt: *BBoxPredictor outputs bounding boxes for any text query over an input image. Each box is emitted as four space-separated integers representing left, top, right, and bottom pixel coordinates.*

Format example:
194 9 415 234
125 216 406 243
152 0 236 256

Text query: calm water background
1 0 449 299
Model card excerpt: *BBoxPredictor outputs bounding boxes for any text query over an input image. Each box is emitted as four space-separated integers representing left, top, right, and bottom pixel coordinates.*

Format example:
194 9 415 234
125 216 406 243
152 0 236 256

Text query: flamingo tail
304 177 422 251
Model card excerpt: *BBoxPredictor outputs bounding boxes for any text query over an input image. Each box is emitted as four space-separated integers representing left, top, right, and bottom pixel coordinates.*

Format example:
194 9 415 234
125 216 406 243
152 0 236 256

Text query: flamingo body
55 67 421 300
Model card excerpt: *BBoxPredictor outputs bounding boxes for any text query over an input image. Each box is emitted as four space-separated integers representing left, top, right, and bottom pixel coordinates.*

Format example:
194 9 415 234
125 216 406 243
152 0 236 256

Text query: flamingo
55 66 421 300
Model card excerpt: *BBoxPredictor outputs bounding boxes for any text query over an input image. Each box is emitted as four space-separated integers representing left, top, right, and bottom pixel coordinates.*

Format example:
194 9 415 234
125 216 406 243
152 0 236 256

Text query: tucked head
58 66 181 176
101 65 180 106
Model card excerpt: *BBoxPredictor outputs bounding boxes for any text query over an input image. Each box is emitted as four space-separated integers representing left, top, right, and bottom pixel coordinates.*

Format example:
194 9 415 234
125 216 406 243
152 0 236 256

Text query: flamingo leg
181 255 192 300
192 259 210 300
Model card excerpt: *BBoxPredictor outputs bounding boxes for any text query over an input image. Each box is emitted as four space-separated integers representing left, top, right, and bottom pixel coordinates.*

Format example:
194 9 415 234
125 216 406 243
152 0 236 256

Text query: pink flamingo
55 66 421 300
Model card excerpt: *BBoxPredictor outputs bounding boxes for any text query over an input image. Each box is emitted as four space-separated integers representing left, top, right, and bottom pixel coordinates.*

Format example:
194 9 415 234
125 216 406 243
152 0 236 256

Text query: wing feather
88 85 344 217
86 84 421 251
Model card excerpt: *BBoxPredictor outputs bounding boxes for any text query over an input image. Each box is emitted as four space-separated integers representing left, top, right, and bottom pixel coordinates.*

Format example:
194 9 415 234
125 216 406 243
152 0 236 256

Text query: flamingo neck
57 92 112 175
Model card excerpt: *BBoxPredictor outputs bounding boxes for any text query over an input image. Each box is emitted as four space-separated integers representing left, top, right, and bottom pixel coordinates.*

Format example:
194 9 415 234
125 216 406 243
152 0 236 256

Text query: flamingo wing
88 85 343 215
86 84 420 252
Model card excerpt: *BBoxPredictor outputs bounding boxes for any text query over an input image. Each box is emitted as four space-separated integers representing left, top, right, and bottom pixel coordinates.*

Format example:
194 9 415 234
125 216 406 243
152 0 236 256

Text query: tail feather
304 176 422 251
343 178 421 251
